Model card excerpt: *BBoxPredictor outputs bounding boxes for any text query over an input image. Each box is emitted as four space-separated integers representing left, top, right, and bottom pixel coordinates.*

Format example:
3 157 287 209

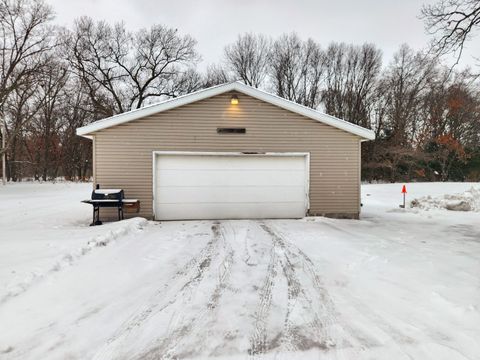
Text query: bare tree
422 0 480 65
224 33 270 88
3 83 39 180
169 68 203 96
29 60 68 180
66 17 200 116
203 64 231 87
57 78 94 180
0 0 55 156
269 33 325 108
377 45 437 146
321 42 382 127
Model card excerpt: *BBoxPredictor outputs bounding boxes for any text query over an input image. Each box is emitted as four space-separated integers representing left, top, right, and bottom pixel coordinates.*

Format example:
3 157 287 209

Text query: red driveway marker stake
400 184 407 208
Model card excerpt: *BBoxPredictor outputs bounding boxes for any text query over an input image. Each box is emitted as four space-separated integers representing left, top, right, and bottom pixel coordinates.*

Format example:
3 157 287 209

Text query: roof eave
234 84 375 140
77 132 93 139
76 82 237 137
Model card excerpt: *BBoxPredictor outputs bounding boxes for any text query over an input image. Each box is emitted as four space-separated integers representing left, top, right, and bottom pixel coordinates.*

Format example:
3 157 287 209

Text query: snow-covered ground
0 182 479 359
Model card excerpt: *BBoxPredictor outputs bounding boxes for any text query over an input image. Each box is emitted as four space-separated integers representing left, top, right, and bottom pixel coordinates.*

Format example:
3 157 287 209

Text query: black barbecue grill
82 186 140 226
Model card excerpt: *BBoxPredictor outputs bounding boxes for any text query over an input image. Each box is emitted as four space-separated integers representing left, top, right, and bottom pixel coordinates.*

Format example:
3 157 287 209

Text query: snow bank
85 217 148 248
410 186 480 212
0 217 148 304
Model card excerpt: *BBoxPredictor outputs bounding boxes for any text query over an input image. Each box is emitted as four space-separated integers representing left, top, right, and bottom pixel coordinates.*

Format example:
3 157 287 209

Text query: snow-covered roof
76 81 375 140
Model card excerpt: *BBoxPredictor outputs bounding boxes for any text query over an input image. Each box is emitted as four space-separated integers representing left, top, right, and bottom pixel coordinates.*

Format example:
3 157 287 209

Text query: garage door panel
157 202 307 220
154 154 308 220
156 185 306 204
155 169 306 187
156 155 305 171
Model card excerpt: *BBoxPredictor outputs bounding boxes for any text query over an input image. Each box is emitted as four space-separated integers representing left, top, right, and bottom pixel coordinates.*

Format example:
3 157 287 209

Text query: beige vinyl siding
93 91 361 219
92 135 96 181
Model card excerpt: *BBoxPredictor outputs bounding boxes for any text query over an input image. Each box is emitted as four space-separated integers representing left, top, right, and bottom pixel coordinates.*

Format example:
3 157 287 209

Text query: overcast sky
46 0 479 70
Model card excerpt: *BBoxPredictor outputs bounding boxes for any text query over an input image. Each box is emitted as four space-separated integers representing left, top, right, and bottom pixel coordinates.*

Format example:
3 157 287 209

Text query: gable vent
217 127 246 134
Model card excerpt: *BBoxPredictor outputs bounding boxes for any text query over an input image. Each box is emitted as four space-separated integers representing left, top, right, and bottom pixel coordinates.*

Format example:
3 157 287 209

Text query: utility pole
2 120 6 185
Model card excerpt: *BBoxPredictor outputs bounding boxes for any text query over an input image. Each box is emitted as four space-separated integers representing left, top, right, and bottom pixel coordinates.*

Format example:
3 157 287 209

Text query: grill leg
90 206 96 226
93 206 102 226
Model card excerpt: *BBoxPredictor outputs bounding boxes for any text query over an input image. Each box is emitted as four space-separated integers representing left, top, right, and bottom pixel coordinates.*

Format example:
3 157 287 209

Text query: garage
153 152 309 220
77 81 375 220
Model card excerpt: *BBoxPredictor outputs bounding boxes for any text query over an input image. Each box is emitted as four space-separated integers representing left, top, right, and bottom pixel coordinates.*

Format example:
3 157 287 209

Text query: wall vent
217 127 246 134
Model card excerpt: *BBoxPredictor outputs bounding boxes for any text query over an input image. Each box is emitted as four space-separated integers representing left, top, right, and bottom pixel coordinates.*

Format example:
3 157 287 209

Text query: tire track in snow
271 223 376 358
92 222 222 360
248 235 278 357
263 223 337 349
272 221 418 357
134 221 235 360
305 220 426 353
278 256 301 353
94 221 237 360
248 222 340 358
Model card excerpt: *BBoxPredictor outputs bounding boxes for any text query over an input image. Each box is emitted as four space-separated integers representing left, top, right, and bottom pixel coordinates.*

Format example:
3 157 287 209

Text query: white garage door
154 153 309 220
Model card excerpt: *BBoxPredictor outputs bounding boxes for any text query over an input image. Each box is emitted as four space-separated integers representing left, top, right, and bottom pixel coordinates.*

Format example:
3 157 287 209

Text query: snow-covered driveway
0 182 479 359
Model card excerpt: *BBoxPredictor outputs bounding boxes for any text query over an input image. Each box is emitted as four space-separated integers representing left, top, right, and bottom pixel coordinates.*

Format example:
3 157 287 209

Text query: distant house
76 82 374 220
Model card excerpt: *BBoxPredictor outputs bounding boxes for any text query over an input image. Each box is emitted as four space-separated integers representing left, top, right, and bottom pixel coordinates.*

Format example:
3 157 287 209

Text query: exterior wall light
230 95 239 105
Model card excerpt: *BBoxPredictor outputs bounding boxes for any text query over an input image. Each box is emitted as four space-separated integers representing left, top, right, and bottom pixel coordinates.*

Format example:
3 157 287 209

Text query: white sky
46 0 479 70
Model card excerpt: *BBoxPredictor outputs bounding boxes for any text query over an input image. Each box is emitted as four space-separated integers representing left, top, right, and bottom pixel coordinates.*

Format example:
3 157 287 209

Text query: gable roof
76 81 375 140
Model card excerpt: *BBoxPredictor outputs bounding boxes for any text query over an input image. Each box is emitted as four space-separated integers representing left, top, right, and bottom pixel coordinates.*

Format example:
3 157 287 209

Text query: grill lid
93 189 123 195
91 189 124 200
